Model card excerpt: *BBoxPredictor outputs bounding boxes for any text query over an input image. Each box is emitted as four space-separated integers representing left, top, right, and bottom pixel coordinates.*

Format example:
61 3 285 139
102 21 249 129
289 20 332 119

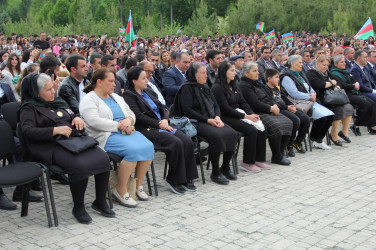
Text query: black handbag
56 129 98 154
323 88 350 105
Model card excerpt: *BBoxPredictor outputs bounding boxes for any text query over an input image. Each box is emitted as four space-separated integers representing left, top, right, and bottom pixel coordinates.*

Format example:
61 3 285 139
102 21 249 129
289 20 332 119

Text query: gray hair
332 55 345 65
189 61 206 79
242 61 258 77
37 73 52 93
176 52 189 61
271 49 281 57
287 55 302 68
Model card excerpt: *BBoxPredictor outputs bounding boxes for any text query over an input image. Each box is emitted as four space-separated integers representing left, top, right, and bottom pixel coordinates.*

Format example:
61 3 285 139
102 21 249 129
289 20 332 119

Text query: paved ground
1 126 376 249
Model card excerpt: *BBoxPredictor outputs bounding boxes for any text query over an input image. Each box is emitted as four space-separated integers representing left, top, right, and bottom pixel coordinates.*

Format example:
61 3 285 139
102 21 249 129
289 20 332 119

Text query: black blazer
123 88 168 132
239 76 271 114
20 105 75 165
365 63 376 88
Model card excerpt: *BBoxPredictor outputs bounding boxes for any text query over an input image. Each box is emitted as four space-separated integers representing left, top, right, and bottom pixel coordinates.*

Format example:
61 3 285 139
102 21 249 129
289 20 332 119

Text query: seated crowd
1 31 376 224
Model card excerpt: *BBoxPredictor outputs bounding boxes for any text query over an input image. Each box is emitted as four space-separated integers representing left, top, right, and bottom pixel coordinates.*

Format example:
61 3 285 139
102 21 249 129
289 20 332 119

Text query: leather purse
169 117 197 138
324 88 350 105
287 96 314 114
56 129 98 155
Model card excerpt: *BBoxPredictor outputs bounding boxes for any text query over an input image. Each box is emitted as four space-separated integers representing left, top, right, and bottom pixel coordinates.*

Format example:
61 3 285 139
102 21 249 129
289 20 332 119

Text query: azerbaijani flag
265 29 276 39
256 22 264 32
125 10 136 47
282 32 294 42
176 28 182 34
119 28 125 35
354 17 375 40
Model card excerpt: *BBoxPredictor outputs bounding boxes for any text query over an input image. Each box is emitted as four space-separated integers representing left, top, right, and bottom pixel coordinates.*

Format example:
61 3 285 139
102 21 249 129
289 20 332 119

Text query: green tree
48 0 70 26
37 0 54 23
184 0 217 37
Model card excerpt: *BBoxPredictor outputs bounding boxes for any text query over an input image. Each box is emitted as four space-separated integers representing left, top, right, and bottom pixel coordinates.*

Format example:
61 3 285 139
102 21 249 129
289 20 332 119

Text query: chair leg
21 184 30 217
40 174 53 227
326 131 331 145
163 158 168 180
231 154 238 175
235 136 241 158
45 169 58 227
303 138 308 152
150 162 158 197
107 183 113 209
146 171 152 196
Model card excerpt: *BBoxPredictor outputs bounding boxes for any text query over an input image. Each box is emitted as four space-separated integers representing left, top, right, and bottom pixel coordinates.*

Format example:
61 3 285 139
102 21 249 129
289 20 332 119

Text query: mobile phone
47 68 57 81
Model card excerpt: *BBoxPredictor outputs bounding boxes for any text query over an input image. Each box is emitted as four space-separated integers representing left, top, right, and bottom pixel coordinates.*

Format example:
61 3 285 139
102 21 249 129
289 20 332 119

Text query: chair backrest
0 121 16 160
1 102 21 132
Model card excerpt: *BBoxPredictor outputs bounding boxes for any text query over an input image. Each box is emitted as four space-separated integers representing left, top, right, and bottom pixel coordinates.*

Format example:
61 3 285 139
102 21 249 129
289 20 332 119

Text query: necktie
182 72 186 80
363 68 370 81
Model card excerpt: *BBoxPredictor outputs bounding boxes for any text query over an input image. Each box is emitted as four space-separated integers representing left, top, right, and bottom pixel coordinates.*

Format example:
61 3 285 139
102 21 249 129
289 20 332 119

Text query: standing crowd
1 31 376 224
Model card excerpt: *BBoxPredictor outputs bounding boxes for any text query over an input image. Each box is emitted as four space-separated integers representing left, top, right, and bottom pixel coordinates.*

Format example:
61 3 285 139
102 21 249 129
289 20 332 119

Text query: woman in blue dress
80 68 154 208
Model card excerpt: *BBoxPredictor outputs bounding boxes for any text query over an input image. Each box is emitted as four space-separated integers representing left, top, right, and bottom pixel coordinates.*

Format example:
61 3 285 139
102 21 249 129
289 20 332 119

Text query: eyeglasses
145 70 154 74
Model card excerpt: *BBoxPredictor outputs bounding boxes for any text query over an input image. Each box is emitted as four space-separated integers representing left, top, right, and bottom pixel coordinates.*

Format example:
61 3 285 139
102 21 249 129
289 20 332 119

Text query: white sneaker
313 141 331 150
112 188 137 207
136 186 148 201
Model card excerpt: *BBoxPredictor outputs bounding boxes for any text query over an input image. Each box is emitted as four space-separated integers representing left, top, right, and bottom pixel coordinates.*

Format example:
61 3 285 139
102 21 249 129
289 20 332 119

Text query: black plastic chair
1 102 21 135
0 121 53 227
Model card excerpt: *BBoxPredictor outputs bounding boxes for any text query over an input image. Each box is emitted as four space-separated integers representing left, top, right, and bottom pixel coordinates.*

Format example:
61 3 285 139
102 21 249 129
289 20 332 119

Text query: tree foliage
2 0 376 37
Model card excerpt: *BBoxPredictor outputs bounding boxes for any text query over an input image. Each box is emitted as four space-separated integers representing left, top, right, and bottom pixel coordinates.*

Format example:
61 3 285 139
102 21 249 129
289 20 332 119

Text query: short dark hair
125 58 138 70
176 52 189 61
135 54 145 62
261 46 270 53
100 54 115 66
170 51 177 60
265 68 279 81
354 50 365 61
90 53 103 64
40 56 61 73
367 50 376 57
206 50 222 63
65 55 86 72
151 52 159 57
127 66 145 90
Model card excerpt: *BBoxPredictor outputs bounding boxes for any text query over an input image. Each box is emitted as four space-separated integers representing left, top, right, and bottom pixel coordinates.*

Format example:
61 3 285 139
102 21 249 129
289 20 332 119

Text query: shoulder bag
169 117 197 138
56 129 99 155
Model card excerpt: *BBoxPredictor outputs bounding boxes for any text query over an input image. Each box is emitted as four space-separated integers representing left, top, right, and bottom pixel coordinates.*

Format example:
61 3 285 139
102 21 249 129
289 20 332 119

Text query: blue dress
102 96 154 161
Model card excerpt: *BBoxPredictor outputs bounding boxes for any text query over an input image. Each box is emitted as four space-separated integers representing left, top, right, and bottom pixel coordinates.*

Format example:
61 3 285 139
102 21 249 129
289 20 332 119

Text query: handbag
56 129 98 155
324 88 350 105
287 96 314 114
109 171 138 200
169 116 197 137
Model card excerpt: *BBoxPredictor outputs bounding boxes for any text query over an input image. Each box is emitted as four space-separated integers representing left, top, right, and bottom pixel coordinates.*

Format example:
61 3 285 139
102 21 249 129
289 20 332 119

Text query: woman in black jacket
171 62 238 185
306 55 354 146
123 66 198 194
330 55 376 135
212 60 270 173
239 61 292 165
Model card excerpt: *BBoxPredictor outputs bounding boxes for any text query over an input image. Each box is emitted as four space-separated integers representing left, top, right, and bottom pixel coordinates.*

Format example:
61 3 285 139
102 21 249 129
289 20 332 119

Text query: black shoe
368 127 376 135
91 202 115 218
13 190 43 202
182 180 197 192
50 173 69 185
31 179 43 191
165 180 186 195
287 146 295 157
220 168 237 180
0 194 17 210
271 156 291 166
72 208 92 224
292 142 306 153
329 134 343 146
350 125 361 136
195 156 207 165
338 131 351 143
210 173 229 185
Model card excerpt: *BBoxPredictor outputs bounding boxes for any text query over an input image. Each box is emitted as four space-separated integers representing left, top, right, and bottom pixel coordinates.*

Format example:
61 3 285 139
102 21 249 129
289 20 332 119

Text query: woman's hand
208 117 224 128
118 118 133 134
354 82 360 91
72 117 85 130
288 105 297 113
159 119 174 131
244 114 260 122
270 104 280 115
309 92 316 102
53 126 72 137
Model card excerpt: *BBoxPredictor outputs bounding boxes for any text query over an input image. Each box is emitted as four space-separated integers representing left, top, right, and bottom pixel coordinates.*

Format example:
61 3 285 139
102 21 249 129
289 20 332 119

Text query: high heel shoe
329 134 343 146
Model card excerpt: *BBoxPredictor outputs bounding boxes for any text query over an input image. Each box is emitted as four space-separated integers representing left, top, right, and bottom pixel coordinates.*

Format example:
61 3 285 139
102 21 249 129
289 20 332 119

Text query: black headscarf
184 63 216 118
19 72 69 114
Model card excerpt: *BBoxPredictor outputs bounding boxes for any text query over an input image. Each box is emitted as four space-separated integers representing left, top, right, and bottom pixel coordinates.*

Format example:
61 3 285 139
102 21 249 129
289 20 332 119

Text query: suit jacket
271 59 280 70
365 63 376 88
345 59 353 72
350 63 375 93
256 58 270 84
123 88 168 132
116 68 127 89
0 82 16 103
58 76 90 114
162 66 186 106
302 62 311 75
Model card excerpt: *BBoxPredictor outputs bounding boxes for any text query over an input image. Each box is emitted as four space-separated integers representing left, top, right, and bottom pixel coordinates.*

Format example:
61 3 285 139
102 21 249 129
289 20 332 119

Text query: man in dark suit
350 50 376 103
344 47 355 71
256 46 273 83
0 73 16 120
206 50 223 87
271 49 281 70
162 52 191 107
365 50 376 87
301 50 311 75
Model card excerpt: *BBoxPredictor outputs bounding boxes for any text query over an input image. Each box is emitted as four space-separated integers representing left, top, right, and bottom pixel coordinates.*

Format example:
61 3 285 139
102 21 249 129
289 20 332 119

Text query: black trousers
281 110 310 146
222 116 266 164
268 135 290 161
348 94 376 127
141 129 198 185
310 115 334 142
